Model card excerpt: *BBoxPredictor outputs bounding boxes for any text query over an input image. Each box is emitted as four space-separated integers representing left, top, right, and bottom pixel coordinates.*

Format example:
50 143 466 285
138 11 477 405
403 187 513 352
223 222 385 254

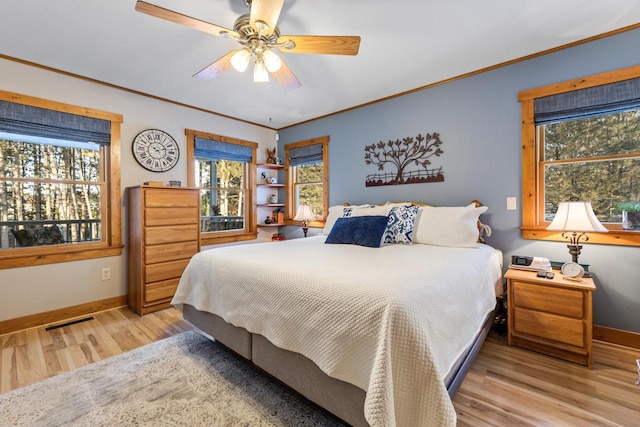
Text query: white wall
0 58 277 321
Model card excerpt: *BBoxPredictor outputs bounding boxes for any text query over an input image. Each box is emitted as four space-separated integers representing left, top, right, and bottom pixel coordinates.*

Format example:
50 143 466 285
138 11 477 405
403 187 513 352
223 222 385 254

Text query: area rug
0 331 345 426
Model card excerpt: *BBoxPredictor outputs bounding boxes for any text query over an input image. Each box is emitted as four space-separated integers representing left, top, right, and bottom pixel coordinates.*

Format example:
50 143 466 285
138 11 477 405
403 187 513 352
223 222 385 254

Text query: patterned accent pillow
383 205 419 244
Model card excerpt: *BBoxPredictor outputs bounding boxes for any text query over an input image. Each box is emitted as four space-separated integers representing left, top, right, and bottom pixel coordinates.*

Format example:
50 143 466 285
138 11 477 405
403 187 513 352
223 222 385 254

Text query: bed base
182 304 495 426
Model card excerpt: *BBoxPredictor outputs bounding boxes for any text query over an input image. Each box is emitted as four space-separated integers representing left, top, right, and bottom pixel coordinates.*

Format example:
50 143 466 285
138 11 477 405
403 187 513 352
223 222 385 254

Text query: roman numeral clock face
132 129 180 172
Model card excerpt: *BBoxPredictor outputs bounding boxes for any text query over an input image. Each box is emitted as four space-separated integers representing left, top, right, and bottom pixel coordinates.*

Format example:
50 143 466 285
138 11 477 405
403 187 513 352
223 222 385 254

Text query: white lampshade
230 49 251 72
547 201 608 232
293 205 316 222
262 50 282 72
253 58 269 82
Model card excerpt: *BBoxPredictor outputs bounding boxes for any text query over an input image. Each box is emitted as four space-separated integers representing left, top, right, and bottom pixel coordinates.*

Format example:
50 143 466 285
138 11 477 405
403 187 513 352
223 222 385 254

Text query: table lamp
293 205 316 237
546 201 608 266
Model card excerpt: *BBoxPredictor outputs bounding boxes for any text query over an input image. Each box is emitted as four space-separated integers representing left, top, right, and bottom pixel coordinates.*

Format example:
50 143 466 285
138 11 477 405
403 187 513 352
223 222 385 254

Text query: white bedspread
172 236 502 427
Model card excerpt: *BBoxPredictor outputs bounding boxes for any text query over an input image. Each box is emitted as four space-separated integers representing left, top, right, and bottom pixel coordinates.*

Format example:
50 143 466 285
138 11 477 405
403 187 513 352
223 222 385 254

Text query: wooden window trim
0 90 123 269
284 135 329 228
518 65 640 247
185 129 258 246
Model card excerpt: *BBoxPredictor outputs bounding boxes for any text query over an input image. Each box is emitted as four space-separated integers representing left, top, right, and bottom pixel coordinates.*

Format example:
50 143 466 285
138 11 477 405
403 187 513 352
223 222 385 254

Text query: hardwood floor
0 306 193 394
1 306 638 425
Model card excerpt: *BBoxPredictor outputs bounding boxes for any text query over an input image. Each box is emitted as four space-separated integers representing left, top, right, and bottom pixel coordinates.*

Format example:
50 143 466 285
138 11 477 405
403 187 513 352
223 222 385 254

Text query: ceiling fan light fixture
230 49 251 72
262 49 282 72
253 58 269 82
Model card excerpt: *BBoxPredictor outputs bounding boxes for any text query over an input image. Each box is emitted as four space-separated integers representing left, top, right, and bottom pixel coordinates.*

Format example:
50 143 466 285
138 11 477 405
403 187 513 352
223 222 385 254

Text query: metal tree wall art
364 132 444 187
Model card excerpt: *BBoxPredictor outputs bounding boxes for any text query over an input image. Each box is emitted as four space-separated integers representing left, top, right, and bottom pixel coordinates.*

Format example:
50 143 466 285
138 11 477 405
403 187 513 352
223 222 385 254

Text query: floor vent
45 316 95 331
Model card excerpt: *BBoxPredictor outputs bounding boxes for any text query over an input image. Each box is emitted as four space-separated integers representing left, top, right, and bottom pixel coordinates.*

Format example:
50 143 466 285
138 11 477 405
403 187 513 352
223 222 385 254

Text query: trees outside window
518 64 640 246
0 138 103 249
285 136 329 225
186 129 257 245
541 110 640 224
195 159 246 232
0 90 122 269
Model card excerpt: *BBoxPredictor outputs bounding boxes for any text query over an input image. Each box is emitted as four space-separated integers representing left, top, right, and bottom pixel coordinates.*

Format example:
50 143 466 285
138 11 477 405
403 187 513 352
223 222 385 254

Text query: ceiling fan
135 0 361 90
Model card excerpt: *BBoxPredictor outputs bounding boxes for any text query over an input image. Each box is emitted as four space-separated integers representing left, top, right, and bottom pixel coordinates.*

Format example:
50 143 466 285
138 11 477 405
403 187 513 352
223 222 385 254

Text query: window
186 129 257 245
0 90 123 268
518 65 640 246
285 136 329 226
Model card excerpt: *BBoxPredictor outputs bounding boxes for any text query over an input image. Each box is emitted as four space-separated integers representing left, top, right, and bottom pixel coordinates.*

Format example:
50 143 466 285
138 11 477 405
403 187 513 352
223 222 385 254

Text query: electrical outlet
101 267 111 281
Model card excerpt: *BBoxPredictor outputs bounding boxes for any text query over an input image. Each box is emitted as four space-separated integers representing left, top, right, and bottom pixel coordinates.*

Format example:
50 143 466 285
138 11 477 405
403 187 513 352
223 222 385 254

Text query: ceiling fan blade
277 35 361 55
272 60 302 91
193 50 238 80
135 1 240 39
250 0 284 36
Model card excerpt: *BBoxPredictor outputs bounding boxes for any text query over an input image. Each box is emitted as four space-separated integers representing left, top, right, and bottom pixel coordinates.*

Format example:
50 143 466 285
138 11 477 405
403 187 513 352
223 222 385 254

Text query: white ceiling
2 1 640 129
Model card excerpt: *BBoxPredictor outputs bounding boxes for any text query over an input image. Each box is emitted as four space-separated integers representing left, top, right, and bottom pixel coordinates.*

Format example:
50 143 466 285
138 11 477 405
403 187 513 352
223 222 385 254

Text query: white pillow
349 205 392 217
323 205 348 235
413 204 488 247
322 204 376 235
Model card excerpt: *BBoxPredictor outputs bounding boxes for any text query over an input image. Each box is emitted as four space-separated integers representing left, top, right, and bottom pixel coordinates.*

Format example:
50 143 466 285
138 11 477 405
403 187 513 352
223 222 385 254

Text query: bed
171 203 503 427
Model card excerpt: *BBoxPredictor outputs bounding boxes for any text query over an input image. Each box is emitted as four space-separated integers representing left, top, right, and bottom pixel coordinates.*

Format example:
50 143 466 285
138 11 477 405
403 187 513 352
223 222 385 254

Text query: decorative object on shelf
260 171 267 181
264 216 273 225
618 201 640 229
364 132 444 187
132 129 180 172
266 148 277 164
547 201 608 274
168 180 181 187
277 209 285 225
267 176 278 184
293 205 315 237
272 233 286 241
268 194 278 204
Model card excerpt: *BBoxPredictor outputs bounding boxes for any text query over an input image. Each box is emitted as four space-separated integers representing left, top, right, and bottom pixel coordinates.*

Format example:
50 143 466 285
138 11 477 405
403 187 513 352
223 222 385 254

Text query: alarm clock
561 262 585 281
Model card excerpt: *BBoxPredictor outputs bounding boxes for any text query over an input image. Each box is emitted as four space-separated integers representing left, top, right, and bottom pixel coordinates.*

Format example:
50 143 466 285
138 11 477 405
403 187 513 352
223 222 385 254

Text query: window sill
0 243 124 269
521 227 640 247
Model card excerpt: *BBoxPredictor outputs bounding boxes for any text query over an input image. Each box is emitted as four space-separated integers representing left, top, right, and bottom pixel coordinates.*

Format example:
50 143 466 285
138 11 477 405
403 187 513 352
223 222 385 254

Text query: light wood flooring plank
0 306 637 426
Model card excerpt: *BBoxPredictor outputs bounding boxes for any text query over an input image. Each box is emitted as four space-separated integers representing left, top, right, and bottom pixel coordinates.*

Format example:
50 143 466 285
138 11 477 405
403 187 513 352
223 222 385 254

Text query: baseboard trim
593 324 640 349
0 296 127 336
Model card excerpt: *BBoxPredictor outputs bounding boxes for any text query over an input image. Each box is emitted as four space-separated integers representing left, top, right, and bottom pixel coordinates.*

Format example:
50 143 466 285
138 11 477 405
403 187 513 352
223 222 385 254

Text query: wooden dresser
127 186 200 315
505 268 596 367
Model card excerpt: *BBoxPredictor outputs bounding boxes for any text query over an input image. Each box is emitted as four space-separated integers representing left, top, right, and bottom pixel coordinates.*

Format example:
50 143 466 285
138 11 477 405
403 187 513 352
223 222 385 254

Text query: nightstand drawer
513 307 585 347
513 281 584 318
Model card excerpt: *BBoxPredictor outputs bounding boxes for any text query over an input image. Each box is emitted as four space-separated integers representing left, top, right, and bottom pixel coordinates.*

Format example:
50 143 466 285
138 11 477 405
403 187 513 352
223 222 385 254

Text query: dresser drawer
145 258 190 283
145 189 198 208
144 241 198 264
145 224 198 245
512 281 584 318
513 307 585 347
145 207 199 226
145 278 180 304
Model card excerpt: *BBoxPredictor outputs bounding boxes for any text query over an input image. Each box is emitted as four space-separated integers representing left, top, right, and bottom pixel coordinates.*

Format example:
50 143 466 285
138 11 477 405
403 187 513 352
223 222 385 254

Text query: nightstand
505 268 596 367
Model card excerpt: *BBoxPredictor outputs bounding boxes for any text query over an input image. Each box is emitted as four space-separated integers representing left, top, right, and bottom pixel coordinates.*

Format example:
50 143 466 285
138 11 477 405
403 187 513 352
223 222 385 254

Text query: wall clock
132 129 180 172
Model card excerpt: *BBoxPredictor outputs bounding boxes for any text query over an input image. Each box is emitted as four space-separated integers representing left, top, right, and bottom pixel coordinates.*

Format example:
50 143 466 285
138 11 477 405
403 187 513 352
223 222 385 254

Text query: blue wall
279 29 640 333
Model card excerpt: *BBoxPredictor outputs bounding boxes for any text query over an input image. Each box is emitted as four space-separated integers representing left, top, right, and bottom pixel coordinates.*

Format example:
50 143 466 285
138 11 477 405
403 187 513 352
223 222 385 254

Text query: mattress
172 235 503 426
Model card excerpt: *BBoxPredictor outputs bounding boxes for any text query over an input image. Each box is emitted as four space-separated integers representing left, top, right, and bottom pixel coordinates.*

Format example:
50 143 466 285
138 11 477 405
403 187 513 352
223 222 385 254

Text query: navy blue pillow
325 215 389 248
